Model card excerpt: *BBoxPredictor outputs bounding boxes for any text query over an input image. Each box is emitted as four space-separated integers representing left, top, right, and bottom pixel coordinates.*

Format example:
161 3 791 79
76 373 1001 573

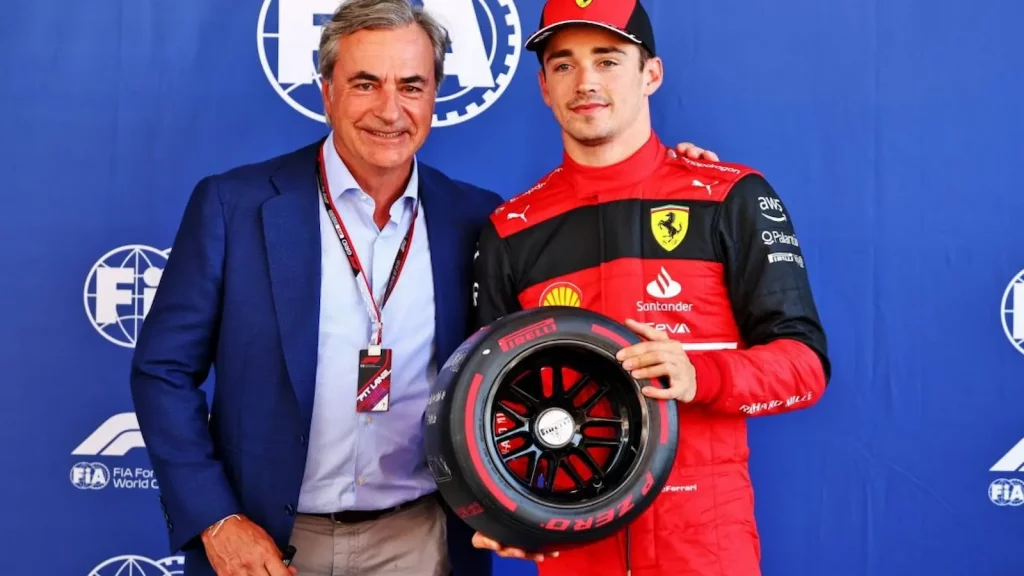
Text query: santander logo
646 267 682 299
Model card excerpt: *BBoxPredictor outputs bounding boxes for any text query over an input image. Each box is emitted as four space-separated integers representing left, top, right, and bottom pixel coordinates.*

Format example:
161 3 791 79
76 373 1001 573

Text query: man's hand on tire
471 531 559 562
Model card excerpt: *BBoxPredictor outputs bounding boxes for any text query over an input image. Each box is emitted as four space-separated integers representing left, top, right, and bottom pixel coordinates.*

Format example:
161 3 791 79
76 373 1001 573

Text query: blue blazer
130 138 502 576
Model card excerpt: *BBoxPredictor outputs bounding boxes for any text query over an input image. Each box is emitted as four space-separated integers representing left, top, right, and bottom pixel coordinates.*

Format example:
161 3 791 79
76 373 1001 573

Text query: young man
470 1 831 575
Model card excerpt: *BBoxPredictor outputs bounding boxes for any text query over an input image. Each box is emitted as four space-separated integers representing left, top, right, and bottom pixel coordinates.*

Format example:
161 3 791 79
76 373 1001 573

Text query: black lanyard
315 147 418 347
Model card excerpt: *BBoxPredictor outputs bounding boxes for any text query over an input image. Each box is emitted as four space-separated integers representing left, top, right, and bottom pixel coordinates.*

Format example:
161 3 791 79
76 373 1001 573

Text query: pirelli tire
424 307 680 553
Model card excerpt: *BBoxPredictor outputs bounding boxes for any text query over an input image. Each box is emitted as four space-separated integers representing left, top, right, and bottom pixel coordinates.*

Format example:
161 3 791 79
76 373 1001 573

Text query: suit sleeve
687 174 831 416
129 176 241 552
472 217 522 328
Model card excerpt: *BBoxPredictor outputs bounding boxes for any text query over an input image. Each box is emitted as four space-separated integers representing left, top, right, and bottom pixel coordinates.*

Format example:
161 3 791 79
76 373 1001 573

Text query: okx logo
257 0 522 127
84 244 170 348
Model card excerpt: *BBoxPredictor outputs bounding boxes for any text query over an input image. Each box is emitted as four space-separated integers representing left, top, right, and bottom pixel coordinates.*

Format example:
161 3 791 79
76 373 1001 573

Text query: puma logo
507 205 529 223
692 179 717 194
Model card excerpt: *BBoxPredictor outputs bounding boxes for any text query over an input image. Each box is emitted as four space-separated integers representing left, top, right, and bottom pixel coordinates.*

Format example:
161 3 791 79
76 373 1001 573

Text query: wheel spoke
582 416 624 429
581 437 620 449
559 458 587 490
572 446 605 483
507 381 540 410
564 374 592 402
495 401 528 425
495 427 529 443
543 454 564 492
525 453 541 488
579 382 609 412
551 366 566 397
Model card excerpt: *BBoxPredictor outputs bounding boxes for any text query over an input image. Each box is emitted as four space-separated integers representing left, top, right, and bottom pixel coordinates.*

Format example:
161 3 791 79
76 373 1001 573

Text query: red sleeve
688 339 826 415
687 174 831 416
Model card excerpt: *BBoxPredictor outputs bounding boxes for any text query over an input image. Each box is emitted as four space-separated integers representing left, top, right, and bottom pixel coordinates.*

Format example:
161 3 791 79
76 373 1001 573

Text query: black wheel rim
483 340 648 507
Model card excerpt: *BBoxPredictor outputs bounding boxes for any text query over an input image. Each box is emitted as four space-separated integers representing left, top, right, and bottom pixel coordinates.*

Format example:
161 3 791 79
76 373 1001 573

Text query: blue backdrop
1 0 1022 574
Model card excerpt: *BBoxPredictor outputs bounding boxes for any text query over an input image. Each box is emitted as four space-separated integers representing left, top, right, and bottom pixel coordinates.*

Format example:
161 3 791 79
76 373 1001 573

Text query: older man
129 1 718 575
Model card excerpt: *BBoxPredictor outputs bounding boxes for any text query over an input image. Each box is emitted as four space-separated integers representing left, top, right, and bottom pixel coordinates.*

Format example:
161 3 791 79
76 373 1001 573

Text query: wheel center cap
535 408 576 448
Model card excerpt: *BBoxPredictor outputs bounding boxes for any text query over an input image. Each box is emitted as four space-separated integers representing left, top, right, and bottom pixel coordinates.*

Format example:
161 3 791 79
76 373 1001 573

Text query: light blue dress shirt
296 134 438 513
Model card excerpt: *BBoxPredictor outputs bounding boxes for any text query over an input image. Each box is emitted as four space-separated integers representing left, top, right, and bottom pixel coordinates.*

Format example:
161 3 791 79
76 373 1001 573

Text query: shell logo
539 282 583 307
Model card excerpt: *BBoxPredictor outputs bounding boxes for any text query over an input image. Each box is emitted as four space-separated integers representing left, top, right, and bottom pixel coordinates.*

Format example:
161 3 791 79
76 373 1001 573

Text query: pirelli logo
498 318 557 352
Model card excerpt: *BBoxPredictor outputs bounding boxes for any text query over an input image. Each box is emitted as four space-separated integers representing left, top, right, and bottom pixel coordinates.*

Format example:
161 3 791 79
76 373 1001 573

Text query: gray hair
318 0 450 88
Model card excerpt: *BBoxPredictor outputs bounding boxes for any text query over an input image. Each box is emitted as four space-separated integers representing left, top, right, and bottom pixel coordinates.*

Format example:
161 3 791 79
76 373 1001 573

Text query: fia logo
70 462 110 490
990 437 1024 506
256 0 523 127
83 245 170 348
88 555 184 576
1001 268 1024 357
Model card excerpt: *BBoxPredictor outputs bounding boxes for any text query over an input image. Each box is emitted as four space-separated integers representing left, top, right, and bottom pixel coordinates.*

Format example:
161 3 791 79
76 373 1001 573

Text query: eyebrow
347 71 380 83
346 71 427 85
545 45 627 64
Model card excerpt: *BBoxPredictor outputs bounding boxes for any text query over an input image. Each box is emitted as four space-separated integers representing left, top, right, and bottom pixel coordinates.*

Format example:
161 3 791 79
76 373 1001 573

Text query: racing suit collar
560 130 667 191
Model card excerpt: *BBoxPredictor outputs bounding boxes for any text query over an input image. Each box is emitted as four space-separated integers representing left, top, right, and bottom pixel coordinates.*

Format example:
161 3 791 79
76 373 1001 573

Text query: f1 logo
72 413 146 457
991 438 1024 473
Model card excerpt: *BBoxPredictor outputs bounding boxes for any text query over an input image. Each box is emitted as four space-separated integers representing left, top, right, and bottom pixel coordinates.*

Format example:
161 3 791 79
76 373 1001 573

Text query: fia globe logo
1002 269 1024 357
89 555 183 576
70 462 110 490
257 0 522 127
83 245 170 348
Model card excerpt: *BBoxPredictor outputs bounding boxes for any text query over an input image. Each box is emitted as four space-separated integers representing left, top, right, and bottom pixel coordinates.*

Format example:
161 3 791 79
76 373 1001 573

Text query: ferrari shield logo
650 205 689 251
576 0 593 7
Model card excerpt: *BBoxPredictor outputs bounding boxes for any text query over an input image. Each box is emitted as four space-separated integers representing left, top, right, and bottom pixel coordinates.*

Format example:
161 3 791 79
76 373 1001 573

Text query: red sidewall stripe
465 372 519 512
590 323 628 347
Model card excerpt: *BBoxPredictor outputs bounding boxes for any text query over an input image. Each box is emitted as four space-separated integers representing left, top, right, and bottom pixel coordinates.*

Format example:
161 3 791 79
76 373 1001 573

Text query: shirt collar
322 133 419 221
559 130 666 190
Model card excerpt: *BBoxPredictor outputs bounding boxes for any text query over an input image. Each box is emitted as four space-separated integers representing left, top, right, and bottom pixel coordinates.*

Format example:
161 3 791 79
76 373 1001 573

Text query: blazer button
285 504 295 516
299 434 306 445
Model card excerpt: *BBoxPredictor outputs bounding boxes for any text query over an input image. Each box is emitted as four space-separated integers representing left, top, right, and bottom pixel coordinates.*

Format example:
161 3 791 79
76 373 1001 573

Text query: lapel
419 165 467 365
261 140 323 427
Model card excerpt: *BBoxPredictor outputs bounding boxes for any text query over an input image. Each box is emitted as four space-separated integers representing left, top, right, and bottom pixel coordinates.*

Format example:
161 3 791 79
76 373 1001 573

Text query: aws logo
650 204 689 252
539 282 583 307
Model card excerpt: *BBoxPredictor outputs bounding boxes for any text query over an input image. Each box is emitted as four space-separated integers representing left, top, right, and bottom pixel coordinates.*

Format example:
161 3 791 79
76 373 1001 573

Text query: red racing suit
471 132 831 576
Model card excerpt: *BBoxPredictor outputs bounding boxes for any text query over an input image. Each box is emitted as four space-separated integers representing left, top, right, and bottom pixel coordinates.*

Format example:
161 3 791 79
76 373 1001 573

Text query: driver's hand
471 531 559 562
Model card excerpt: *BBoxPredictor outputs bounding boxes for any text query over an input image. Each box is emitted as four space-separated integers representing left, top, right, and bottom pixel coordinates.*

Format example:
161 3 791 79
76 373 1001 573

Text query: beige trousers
287 498 450 576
